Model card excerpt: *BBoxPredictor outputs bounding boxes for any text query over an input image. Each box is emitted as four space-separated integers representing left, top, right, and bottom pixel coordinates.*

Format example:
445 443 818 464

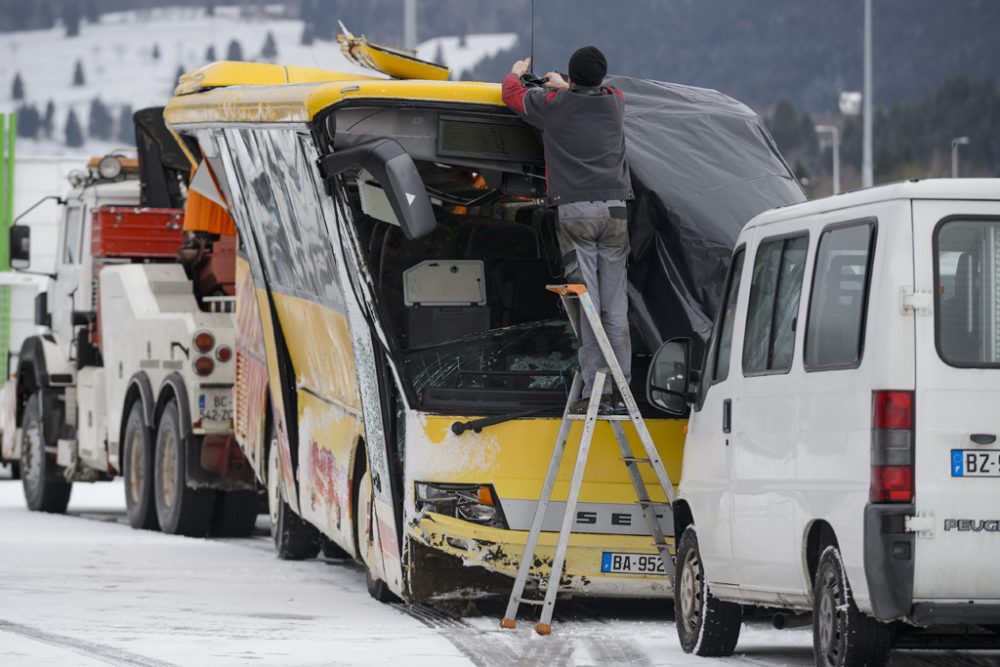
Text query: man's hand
511 58 531 77
544 71 569 90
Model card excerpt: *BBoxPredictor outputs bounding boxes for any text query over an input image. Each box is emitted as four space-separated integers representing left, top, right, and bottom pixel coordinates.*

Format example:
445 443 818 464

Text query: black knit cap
568 46 607 87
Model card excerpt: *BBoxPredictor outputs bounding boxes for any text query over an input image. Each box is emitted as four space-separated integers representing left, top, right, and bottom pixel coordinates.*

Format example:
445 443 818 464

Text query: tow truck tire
9 461 21 479
267 430 320 560
123 402 158 531
19 392 72 514
813 546 892 667
211 490 259 537
154 400 215 537
674 527 741 656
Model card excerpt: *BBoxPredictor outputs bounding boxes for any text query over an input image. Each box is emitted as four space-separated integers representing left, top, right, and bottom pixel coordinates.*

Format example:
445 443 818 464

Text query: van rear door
913 198 1000 601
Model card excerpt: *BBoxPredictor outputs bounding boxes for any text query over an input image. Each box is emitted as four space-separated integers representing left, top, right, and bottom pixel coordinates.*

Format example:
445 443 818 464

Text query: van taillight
870 390 914 503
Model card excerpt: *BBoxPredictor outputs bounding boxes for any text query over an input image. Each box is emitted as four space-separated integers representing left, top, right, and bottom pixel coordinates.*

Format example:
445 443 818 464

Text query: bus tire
813 546 892 667
211 490 259 537
674 526 741 656
355 461 398 603
321 536 350 559
267 430 320 560
19 391 72 514
123 402 159 530
154 400 215 537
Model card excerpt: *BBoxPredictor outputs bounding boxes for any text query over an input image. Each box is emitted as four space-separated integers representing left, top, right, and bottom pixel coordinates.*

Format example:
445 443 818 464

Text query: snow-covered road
0 474 995 666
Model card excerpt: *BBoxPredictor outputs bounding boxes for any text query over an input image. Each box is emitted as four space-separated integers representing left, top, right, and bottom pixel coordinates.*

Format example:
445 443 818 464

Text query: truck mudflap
864 503 915 621
185 433 255 491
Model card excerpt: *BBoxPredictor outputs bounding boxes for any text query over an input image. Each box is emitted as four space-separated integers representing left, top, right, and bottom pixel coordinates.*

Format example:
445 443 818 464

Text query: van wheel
19 391 72 514
813 546 892 667
211 490 259 537
123 402 158 530
355 462 398 603
154 400 215 536
267 431 320 560
674 527 741 656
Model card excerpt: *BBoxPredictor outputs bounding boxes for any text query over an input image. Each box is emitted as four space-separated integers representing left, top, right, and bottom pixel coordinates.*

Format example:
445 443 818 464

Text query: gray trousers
556 200 631 396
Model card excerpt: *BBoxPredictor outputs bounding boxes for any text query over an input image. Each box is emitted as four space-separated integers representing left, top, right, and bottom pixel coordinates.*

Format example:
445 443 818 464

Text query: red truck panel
91 207 184 258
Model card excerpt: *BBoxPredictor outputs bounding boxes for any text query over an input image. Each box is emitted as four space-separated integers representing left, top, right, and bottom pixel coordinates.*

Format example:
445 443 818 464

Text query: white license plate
600 552 667 575
198 389 233 423
952 449 1000 477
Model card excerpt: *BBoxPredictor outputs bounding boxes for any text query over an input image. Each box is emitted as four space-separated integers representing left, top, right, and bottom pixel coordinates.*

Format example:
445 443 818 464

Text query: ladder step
566 413 633 421
517 599 545 606
637 500 671 508
621 456 650 464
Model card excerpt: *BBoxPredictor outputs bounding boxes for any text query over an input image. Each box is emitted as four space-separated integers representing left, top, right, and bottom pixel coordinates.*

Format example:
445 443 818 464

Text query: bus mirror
10 225 31 270
647 338 691 415
318 139 437 240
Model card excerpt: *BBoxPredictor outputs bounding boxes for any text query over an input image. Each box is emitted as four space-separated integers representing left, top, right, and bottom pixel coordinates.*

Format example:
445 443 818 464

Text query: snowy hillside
0 5 515 157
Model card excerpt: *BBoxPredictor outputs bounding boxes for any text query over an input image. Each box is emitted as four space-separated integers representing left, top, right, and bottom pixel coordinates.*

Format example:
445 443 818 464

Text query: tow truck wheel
211 490 259 537
123 402 159 530
19 391 72 514
153 400 215 537
9 461 20 479
267 428 320 560
813 546 892 667
674 527 741 656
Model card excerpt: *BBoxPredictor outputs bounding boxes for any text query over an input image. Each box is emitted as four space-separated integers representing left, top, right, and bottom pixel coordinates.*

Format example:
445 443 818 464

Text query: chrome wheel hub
159 430 177 509
679 549 702 633
127 430 144 504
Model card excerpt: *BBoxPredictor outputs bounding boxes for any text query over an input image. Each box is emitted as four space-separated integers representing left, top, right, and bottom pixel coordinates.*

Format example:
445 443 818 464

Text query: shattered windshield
405 319 577 408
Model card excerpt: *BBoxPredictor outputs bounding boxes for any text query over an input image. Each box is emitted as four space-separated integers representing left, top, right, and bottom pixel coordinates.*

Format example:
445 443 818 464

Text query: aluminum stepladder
499 284 678 635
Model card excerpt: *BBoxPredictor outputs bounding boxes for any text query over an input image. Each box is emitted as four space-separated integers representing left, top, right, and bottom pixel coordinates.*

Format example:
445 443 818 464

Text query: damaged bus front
165 60 803 603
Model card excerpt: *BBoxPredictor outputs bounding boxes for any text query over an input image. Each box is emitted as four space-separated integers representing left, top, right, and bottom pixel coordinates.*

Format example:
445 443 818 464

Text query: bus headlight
415 482 507 529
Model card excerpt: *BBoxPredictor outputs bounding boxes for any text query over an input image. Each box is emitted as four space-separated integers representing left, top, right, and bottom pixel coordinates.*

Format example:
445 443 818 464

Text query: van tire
154 400 215 536
267 431 320 560
123 402 159 531
211 490 259 537
19 391 72 514
813 546 892 667
674 527 741 656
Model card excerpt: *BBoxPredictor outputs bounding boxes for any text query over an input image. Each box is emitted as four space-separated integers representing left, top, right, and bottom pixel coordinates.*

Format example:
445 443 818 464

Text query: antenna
529 0 535 73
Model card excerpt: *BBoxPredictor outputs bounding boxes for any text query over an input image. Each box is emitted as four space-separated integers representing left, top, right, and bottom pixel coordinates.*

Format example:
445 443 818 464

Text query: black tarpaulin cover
607 76 806 353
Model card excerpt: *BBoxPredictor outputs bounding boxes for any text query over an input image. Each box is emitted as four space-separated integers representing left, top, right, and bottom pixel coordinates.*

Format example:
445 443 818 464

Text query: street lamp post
815 125 841 195
862 0 874 188
951 136 970 178
404 0 417 50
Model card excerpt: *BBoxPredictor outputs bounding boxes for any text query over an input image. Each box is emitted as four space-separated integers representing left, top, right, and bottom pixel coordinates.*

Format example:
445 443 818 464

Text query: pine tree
174 65 186 88
64 0 81 37
301 23 315 46
206 2 215 17
11 72 24 100
15 105 40 140
88 97 113 141
84 0 99 23
65 109 84 148
261 31 278 61
458 34 467 48
43 100 56 138
226 39 243 62
117 104 134 144
152 43 160 60
72 59 85 86
205 44 217 62
40 0 56 29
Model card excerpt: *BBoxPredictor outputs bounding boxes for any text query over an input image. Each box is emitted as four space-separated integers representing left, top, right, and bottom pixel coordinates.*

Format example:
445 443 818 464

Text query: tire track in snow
0 619 178 667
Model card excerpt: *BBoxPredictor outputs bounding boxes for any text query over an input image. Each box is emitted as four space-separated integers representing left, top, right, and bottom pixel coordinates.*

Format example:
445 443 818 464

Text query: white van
647 179 1000 666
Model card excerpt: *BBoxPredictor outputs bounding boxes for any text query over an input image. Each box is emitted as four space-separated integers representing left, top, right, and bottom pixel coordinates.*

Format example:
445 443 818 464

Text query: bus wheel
355 463 397 603
211 490 259 537
813 546 892 667
674 526 741 656
154 400 215 537
267 430 320 560
123 402 158 530
20 391 72 514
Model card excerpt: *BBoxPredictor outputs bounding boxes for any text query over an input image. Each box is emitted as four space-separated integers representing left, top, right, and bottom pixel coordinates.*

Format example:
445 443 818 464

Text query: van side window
936 218 1000 367
711 248 745 383
742 234 808 375
804 222 875 369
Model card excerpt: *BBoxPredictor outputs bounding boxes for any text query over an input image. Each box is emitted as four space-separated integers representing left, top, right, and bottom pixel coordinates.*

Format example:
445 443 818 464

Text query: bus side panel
234 254 270 481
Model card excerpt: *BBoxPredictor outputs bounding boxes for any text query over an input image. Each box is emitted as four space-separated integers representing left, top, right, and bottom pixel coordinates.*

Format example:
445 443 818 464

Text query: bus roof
165 61 504 127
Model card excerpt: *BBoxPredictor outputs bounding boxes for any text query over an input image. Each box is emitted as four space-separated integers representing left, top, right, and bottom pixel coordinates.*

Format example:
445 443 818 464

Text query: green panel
0 113 13 374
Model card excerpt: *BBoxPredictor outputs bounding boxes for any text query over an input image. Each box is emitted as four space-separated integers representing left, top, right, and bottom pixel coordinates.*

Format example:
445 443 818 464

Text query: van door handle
723 399 732 434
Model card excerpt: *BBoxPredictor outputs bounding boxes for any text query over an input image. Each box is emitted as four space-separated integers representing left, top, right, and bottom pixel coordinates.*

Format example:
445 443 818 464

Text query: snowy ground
0 470 996 666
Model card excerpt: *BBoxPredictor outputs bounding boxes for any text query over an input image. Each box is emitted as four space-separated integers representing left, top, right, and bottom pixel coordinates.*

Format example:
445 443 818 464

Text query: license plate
600 552 667 575
198 389 233 423
952 449 1000 477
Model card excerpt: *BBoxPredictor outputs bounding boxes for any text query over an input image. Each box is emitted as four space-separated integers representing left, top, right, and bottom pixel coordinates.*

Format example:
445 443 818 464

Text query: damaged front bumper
406 511 673 602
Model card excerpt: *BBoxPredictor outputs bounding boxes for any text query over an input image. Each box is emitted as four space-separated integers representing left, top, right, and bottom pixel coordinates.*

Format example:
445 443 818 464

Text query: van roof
165 61 504 127
747 178 1000 228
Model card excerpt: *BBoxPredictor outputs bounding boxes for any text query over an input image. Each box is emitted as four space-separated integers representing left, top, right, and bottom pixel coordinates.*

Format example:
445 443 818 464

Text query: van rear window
936 218 1000 367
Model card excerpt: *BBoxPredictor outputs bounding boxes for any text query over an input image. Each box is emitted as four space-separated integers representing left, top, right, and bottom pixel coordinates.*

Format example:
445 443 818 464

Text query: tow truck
0 108 258 536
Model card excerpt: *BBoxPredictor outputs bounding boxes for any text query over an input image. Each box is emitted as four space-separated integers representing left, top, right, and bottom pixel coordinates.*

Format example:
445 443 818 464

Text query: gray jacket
502 75 634 206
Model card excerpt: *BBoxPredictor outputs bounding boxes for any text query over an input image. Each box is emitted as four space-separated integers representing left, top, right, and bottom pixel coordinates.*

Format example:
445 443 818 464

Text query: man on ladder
503 46 634 414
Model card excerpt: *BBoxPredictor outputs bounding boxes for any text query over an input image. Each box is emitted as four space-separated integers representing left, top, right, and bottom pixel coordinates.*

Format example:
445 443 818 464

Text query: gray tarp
608 77 806 354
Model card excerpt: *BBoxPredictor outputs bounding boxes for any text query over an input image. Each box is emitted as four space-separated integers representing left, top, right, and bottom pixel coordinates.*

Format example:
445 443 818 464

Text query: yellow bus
164 49 802 603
